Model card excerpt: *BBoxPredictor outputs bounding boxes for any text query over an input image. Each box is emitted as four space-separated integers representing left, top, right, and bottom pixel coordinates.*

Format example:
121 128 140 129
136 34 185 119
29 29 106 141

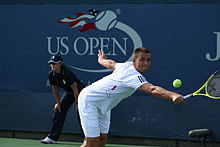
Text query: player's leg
80 134 107 147
100 133 108 147
78 89 101 147
76 108 85 140
99 110 111 147
80 136 100 147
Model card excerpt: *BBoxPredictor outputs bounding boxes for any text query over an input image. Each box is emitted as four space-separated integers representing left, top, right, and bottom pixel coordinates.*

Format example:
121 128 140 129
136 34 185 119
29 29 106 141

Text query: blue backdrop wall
0 3 220 141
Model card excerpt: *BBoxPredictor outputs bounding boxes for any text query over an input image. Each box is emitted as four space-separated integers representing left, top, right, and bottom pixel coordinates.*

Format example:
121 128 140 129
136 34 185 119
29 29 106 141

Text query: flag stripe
57 11 96 32
79 23 96 32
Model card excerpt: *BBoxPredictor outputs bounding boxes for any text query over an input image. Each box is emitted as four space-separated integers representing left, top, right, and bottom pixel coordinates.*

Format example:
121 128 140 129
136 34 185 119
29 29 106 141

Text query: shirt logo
63 79 66 85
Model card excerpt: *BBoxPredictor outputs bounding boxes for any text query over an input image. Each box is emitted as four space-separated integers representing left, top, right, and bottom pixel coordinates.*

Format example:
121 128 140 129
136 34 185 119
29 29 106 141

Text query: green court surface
0 137 160 147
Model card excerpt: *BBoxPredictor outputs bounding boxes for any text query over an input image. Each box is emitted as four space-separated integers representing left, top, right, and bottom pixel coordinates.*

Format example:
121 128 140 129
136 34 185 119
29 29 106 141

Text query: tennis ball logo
95 10 118 31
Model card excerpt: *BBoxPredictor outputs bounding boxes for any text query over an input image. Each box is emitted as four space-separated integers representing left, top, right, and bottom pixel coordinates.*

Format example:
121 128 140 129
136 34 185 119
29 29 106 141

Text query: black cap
48 56 63 64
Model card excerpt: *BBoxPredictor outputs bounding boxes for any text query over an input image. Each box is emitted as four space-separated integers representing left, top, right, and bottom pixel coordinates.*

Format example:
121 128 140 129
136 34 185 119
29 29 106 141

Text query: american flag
57 9 100 32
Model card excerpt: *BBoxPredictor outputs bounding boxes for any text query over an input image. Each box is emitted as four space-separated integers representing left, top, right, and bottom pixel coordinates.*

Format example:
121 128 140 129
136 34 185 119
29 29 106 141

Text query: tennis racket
183 70 220 100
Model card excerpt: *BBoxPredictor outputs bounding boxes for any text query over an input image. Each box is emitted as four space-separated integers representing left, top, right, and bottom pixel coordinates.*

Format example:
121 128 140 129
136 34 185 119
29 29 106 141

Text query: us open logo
47 9 143 72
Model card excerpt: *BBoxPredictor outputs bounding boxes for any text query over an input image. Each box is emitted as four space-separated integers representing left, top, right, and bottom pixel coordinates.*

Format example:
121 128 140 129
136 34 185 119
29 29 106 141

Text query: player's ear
133 56 136 63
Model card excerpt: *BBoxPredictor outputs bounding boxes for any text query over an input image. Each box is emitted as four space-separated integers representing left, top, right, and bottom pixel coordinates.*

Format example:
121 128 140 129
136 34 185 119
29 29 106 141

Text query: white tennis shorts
78 88 111 137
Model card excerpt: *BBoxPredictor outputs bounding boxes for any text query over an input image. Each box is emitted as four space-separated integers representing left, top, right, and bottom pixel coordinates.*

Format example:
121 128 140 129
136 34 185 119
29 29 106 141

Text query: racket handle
183 94 193 100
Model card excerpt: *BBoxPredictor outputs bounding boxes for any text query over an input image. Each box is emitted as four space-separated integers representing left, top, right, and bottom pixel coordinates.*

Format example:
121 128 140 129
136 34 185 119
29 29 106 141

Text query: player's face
133 52 151 74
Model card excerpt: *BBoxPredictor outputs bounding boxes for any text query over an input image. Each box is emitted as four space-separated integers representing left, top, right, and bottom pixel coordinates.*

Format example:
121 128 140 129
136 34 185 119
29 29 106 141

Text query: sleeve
64 70 77 85
123 72 148 90
48 71 57 86
115 63 124 70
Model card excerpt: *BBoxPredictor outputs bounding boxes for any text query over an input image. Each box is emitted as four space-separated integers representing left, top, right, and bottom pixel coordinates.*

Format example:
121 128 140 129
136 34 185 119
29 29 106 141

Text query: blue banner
0 4 219 91
0 4 220 141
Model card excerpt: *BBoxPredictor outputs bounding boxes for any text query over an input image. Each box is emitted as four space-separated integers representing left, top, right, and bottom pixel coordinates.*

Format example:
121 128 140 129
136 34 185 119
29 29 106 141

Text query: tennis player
78 47 185 147
41 56 85 144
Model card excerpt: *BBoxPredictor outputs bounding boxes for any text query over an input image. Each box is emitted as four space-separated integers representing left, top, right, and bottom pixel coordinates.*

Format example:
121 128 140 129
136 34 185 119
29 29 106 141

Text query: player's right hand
172 96 186 104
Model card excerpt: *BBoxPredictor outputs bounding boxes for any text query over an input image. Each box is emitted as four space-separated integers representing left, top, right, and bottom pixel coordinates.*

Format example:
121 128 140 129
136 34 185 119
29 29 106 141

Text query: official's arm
70 82 79 103
51 85 61 111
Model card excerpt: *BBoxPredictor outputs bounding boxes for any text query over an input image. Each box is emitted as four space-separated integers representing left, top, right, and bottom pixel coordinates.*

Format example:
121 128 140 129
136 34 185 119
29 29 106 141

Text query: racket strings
207 71 220 98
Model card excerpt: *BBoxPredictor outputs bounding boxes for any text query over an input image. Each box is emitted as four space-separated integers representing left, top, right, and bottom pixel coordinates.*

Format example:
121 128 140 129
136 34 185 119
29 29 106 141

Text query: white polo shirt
83 62 148 114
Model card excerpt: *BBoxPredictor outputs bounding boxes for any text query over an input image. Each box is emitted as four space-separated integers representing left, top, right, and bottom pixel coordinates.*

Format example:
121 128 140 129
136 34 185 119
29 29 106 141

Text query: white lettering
100 37 110 55
47 37 69 55
60 37 69 55
112 38 127 56
206 32 220 61
47 36 129 56
47 37 59 55
73 37 89 55
89 37 99 55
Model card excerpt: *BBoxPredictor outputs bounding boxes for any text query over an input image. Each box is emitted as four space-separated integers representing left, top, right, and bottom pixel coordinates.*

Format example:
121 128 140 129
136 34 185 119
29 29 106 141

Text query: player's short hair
134 47 151 58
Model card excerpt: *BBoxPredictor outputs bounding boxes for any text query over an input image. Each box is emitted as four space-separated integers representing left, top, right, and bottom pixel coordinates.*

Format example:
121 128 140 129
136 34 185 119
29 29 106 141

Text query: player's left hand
98 49 106 60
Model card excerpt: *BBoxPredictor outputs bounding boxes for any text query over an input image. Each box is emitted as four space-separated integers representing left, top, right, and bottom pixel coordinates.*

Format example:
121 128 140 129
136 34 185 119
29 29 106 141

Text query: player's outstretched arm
138 83 185 104
98 49 117 70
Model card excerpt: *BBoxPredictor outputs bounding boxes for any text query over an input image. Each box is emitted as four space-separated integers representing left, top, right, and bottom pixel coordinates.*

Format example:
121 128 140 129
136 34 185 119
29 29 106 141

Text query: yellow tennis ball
173 79 182 88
